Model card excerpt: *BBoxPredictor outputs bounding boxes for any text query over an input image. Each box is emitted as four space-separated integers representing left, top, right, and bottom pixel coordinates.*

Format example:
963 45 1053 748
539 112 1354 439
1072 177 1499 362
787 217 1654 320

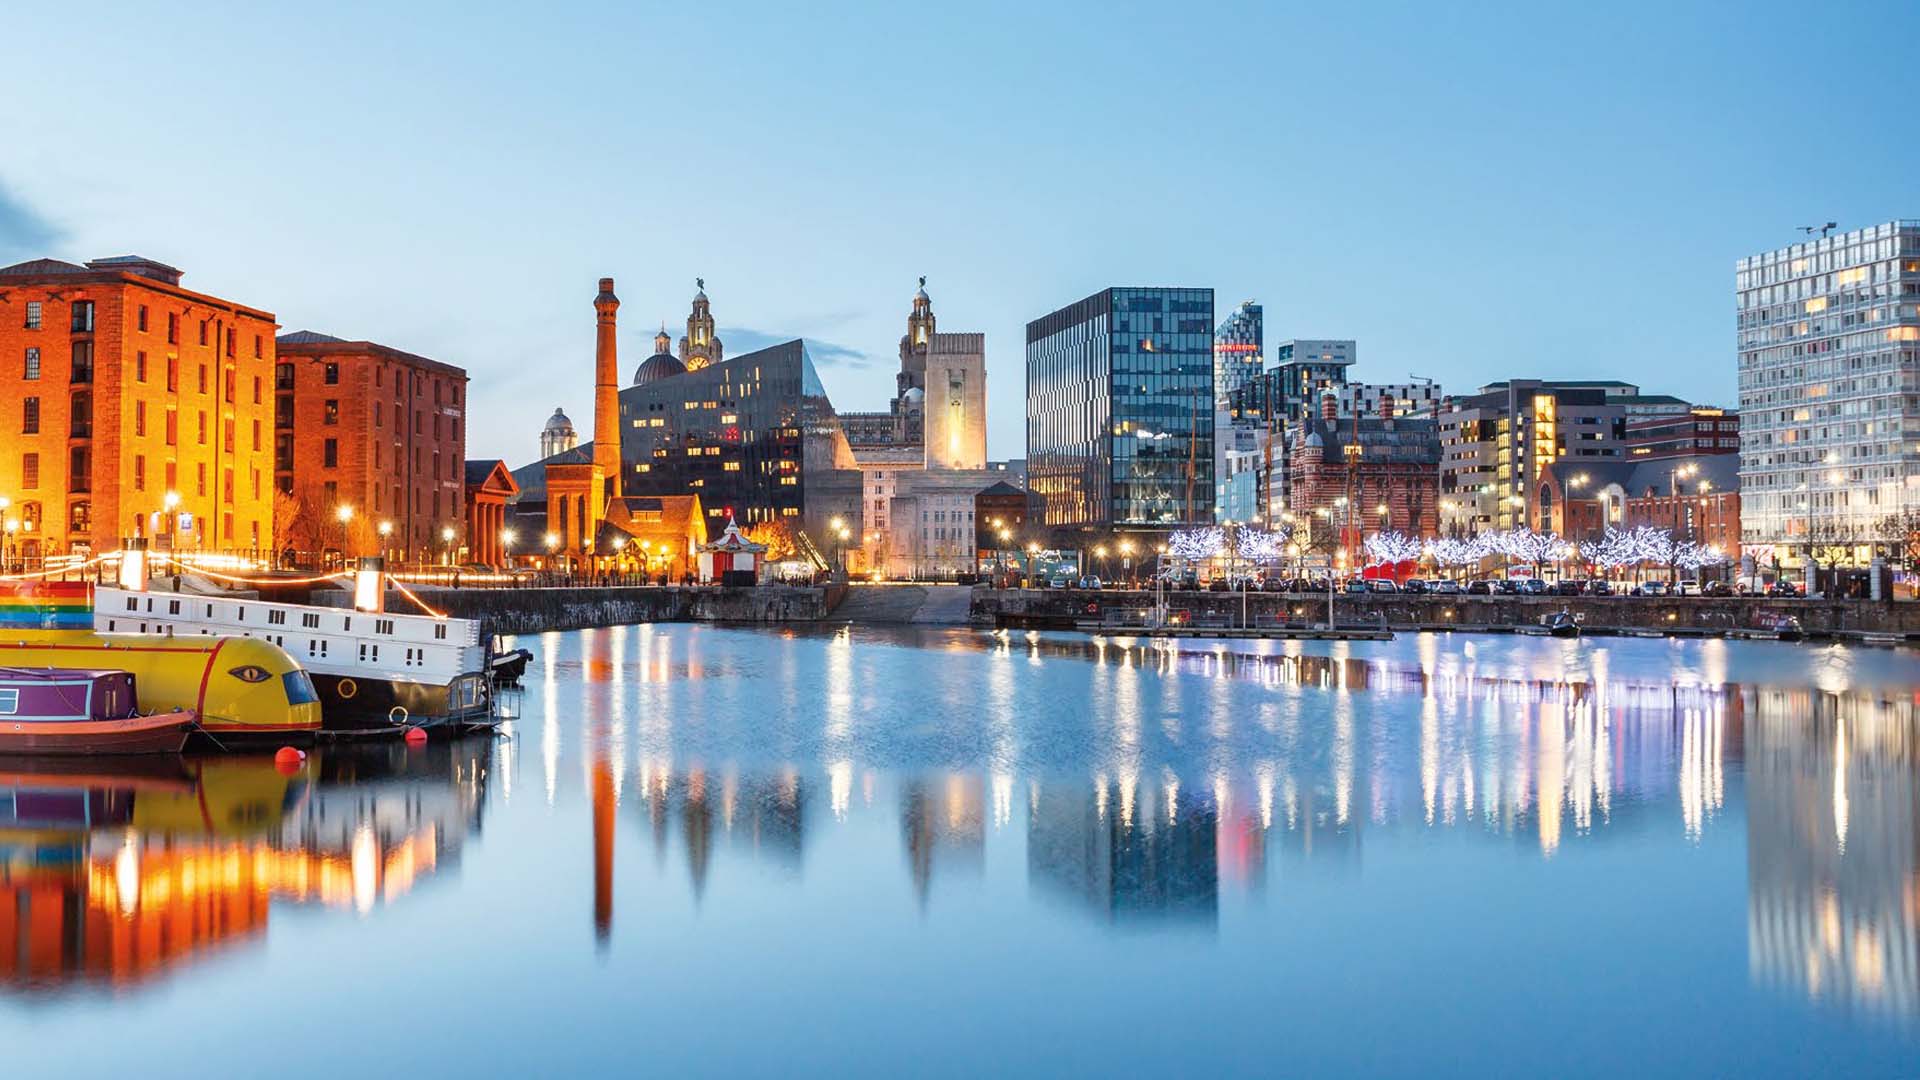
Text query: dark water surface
4 625 1919 1077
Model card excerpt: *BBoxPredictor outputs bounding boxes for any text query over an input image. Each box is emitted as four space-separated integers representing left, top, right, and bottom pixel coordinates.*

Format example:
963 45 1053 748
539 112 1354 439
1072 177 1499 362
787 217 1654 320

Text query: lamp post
441 525 456 573
335 504 354 569
1118 539 1134 589
500 528 515 571
162 490 181 552
377 520 394 566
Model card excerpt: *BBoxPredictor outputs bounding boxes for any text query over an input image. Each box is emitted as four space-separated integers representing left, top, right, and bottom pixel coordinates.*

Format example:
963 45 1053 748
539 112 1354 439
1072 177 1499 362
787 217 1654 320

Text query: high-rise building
1027 287 1215 531
1337 381 1445 419
1213 300 1262 404
0 256 277 561
275 331 469 562
1436 380 1628 534
1221 338 1358 522
1738 221 1920 565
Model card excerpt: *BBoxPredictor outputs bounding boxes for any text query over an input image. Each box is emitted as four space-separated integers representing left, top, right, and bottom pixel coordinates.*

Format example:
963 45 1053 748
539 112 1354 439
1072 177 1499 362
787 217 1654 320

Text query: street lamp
441 525 456 568
500 528 515 568
334 504 355 567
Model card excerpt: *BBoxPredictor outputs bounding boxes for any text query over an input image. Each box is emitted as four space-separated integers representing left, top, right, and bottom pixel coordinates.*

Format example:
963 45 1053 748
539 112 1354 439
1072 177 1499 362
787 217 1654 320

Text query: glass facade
1027 287 1214 528
617 339 857 531
1736 221 1920 564
1212 300 1262 405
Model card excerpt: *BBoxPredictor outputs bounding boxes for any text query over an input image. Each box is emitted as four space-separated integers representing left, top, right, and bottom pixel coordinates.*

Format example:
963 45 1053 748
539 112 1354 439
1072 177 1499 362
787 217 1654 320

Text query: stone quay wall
314 585 832 637
971 587 1920 636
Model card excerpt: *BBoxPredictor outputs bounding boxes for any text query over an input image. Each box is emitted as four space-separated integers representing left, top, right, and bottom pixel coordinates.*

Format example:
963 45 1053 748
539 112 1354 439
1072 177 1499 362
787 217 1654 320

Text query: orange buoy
273 745 306 776
404 726 428 746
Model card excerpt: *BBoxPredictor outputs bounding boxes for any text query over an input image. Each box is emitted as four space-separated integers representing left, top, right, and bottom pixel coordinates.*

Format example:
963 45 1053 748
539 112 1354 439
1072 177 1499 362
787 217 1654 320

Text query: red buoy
273 745 306 776
404 726 428 747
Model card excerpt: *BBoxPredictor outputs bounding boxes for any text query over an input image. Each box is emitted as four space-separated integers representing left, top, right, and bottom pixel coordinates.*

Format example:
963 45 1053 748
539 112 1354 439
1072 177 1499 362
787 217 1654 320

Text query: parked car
1367 579 1399 593
1585 580 1615 596
1675 580 1703 597
1344 580 1370 594
1430 580 1463 595
1493 579 1521 595
1767 580 1804 597
1702 581 1733 597
1466 581 1494 595
1077 576 1103 591
1633 581 1670 597
1048 575 1073 590
1207 578 1230 592
1550 579 1585 596
1400 578 1429 594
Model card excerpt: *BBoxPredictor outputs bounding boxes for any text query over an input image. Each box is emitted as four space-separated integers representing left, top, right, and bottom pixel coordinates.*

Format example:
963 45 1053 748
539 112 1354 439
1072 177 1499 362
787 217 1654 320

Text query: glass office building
1737 221 1920 566
1027 287 1215 529
546 338 856 536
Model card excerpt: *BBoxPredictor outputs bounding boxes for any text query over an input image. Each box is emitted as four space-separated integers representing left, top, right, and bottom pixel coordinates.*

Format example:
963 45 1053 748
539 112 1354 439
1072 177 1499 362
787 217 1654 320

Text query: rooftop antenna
1798 222 1838 238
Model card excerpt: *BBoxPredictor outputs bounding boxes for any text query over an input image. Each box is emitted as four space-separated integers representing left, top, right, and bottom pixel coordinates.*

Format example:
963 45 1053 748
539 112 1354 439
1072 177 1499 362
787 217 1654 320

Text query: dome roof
633 352 687 385
903 386 925 401
543 407 574 433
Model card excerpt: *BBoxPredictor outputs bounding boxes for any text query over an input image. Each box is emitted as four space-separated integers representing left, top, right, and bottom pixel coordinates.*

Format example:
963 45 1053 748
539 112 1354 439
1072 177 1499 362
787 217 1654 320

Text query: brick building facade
1287 391 1442 546
274 331 467 564
1541 454 1741 559
0 256 276 562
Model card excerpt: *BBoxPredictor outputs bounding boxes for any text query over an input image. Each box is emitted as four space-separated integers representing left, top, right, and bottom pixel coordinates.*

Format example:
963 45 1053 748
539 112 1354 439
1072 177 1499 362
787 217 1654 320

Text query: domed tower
679 279 723 371
634 323 687 385
898 276 935 402
540 406 578 460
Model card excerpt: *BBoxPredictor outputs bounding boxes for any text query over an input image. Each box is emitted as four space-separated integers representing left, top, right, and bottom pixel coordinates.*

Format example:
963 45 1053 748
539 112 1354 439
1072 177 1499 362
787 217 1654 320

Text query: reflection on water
0 741 490 991
5 625 1920 1072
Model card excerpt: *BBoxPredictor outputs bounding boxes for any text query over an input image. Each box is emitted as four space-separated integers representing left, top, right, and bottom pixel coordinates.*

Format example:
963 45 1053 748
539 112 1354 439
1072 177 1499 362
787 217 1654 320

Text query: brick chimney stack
593 277 622 503
1321 388 1339 421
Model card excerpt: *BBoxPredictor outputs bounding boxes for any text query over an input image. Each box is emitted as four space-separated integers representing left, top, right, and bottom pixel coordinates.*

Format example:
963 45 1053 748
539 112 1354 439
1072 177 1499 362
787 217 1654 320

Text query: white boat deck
93 587 485 685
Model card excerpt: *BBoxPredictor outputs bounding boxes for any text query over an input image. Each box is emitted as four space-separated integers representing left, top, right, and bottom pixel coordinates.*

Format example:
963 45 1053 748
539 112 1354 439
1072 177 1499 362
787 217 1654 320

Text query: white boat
94 587 492 733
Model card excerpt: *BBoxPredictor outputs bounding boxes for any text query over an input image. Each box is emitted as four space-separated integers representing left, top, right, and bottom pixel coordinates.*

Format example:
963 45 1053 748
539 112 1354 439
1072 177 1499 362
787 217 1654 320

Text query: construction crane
1799 222 1837 238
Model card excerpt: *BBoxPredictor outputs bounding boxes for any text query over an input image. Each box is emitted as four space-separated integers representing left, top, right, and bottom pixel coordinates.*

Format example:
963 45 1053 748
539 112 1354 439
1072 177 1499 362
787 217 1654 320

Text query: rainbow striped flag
0 582 93 630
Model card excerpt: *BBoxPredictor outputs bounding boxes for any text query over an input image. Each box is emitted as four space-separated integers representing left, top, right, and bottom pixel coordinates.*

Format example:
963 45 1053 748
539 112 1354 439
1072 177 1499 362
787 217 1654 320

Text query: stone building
1287 390 1442 542
0 256 277 561
275 330 468 563
1539 454 1741 559
539 407 578 460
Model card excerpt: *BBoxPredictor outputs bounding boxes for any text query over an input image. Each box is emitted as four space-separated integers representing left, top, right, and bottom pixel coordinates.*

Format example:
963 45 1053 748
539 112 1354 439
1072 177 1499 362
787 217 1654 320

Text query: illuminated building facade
1212 299 1262 405
1222 338 1358 520
1737 221 1920 565
1287 391 1442 541
1027 287 1215 531
1436 379 1627 534
1539 453 1741 556
275 331 468 562
0 256 277 561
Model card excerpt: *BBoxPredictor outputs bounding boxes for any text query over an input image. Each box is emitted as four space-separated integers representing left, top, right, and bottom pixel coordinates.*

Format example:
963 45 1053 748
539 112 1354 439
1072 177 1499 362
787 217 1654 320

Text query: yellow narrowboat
0 582 323 744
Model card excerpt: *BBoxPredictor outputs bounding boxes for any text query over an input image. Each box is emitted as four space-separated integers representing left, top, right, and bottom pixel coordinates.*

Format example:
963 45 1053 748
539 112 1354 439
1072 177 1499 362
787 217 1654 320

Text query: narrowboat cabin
0 669 194 755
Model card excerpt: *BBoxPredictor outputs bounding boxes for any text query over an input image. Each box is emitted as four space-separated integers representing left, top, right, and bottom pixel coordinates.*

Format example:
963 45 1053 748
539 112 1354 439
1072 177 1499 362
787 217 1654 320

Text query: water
3 625 1919 1077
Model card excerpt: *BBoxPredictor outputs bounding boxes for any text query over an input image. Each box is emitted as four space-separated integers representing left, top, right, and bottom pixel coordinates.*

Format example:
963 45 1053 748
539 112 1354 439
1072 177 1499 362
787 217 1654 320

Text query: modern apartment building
1436 380 1628 534
1027 287 1214 532
1212 300 1262 405
1737 221 1920 565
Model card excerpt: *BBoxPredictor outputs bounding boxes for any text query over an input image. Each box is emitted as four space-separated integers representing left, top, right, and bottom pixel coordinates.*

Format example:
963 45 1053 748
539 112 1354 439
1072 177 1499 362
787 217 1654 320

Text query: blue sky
3 1 1915 463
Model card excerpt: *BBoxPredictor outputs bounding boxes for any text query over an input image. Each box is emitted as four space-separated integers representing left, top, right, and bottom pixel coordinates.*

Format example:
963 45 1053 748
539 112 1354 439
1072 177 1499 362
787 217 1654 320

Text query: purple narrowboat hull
0 667 196 755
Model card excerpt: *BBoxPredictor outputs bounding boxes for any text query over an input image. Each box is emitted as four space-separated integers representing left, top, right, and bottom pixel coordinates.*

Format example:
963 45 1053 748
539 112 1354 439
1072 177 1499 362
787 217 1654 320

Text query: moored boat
1754 611 1804 641
94 586 493 735
0 668 194 755
1544 610 1582 638
1 582 323 745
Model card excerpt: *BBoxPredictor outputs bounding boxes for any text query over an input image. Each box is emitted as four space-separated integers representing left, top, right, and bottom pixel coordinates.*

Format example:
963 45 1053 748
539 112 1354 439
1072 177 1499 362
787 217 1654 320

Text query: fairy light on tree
1363 530 1423 566
1235 525 1290 564
1168 526 1226 564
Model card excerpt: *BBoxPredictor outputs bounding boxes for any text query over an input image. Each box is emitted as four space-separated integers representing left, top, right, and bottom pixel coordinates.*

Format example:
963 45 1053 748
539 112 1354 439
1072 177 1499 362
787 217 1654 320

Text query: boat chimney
118 537 149 592
353 556 386 613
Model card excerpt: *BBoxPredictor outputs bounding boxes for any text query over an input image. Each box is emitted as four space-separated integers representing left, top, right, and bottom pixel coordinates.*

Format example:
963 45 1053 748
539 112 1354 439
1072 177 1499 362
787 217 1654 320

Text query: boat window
376 619 394 635
342 617 351 632
107 620 115 631
206 604 214 618
236 607 244 622
358 643 367 661
269 610 286 625
370 645 378 662
281 670 319 705
0 689 15 714
167 599 181 615
434 624 448 640
124 597 137 611
309 639 318 657
145 598 153 612
302 613 320 629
